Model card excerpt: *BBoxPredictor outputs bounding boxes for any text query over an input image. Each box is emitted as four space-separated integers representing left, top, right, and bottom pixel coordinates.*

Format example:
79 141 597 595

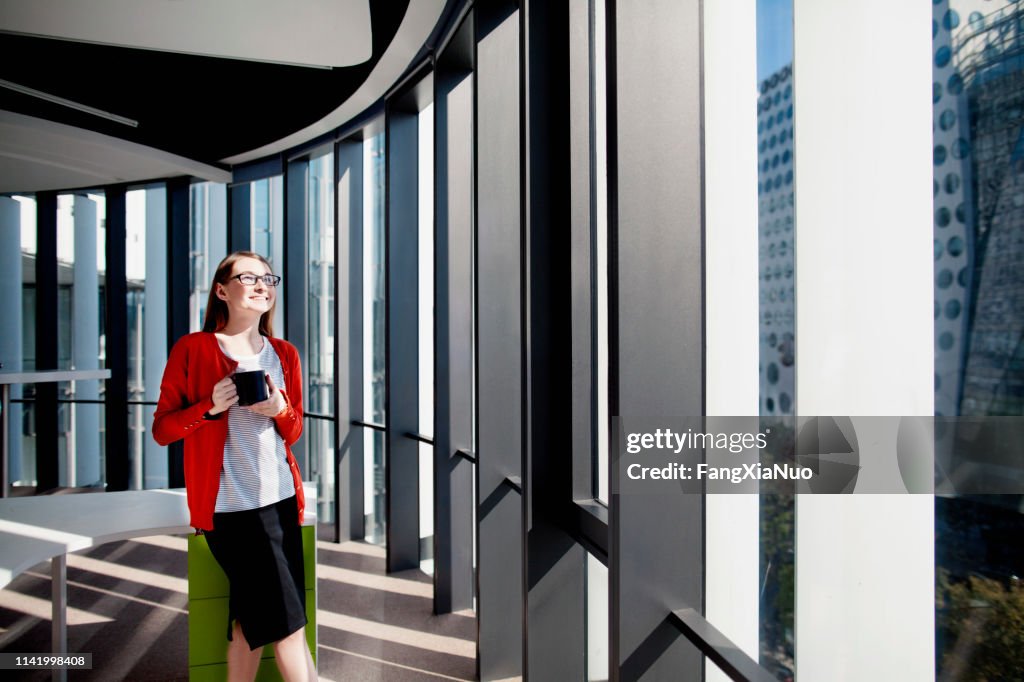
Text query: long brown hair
202 251 276 337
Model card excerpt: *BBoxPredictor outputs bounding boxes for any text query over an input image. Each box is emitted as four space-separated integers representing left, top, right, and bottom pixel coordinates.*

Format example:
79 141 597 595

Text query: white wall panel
793 1 934 679
703 0 761 678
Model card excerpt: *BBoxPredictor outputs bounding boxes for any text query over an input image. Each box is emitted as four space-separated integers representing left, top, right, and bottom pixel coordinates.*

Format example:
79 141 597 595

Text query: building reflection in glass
757 0 796 677
307 153 336 522
364 132 387 544
934 1 1024 678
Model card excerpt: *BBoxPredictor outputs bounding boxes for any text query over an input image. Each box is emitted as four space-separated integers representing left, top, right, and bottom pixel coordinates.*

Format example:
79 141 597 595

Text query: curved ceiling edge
221 0 445 165
0 110 231 194
0 0 373 68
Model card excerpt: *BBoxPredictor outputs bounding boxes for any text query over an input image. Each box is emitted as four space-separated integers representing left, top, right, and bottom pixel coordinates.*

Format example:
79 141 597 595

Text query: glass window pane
56 195 74 484
757 0 796 675
573 0 611 505
419 102 435 570
593 0 610 505
61 194 106 488
308 152 335 521
126 186 168 490
7 197 35 489
126 189 145 490
250 176 285 333
189 182 227 333
933 3 1024 678
364 131 386 543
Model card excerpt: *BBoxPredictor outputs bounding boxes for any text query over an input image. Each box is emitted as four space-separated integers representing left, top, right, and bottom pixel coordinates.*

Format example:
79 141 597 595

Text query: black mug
233 370 269 406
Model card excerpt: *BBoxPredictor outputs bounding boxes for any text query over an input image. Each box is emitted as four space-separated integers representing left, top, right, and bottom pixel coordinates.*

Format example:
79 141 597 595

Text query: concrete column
0 197 24 483
143 188 168 488
72 195 101 486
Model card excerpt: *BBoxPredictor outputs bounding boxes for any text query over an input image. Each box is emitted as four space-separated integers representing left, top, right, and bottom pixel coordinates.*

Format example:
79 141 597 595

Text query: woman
153 251 315 682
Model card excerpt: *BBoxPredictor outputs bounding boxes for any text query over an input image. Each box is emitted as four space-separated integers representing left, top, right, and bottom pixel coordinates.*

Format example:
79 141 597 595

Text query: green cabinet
187 525 317 680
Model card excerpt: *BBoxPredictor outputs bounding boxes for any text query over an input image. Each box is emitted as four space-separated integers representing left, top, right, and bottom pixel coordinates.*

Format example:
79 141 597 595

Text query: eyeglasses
230 273 282 287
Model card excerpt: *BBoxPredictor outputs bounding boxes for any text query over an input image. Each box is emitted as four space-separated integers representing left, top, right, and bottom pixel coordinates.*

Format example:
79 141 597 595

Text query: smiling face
215 256 276 320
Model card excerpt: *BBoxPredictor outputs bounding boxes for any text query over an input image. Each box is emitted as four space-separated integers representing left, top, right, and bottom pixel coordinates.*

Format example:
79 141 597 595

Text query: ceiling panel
0 110 231 193
0 0 372 68
0 0 427 193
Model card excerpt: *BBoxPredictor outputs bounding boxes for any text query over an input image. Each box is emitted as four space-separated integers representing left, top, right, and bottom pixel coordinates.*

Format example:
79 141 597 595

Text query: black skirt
203 495 307 650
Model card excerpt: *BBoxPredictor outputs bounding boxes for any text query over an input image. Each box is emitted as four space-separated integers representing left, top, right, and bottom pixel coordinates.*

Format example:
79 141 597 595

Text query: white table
0 484 316 681
0 369 112 497
0 489 190 680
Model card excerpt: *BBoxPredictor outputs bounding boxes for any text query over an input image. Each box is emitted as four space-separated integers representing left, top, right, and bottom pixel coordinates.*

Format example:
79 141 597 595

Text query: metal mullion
669 609 775 682
608 0 706 679
332 139 342 544
103 186 129 491
167 177 190 489
569 0 597 505
351 419 385 432
285 159 310 475
433 11 476 616
228 182 252 253
522 1 587 679
384 101 421 573
476 0 526 678
35 192 58 492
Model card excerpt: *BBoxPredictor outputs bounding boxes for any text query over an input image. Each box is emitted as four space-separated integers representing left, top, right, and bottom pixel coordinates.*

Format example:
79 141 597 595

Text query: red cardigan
152 332 305 531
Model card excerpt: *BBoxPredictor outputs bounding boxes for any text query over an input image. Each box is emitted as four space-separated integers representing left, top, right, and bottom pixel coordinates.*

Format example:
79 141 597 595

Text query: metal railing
351 419 386 432
668 608 776 682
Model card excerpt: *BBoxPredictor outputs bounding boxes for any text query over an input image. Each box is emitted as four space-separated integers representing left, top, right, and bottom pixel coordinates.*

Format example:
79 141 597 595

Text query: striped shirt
215 338 294 512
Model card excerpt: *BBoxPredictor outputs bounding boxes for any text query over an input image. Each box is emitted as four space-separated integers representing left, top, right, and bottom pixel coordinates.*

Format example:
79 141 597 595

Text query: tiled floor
0 526 477 681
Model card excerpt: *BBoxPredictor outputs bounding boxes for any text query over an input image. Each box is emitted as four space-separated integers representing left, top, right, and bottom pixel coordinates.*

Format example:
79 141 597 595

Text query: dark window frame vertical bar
228 182 252 253
384 96 421 572
34 191 58 491
434 11 476 615
570 0 596 506
567 0 611 561
104 186 130 491
166 177 191 489
285 159 310 476
606 0 622 670
475 0 525 678
522 1 587 679
607 0 706 679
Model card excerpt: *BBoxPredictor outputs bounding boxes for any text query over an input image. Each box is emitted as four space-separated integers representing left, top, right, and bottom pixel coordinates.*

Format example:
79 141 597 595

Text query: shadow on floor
0 524 478 681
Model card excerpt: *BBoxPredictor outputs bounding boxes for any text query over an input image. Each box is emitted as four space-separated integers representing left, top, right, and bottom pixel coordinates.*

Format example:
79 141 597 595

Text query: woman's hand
247 373 287 417
209 374 239 415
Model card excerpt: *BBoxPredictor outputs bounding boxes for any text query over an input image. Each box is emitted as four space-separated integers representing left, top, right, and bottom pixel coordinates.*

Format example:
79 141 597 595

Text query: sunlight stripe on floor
0 590 112 625
66 554 187 594
318 642 474 681
317 564 433 598
25 571 187 615
316 540 386 558
318 611 475 659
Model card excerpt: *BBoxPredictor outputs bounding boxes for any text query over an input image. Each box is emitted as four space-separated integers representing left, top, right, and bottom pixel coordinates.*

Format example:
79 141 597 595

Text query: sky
757 0 795 84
